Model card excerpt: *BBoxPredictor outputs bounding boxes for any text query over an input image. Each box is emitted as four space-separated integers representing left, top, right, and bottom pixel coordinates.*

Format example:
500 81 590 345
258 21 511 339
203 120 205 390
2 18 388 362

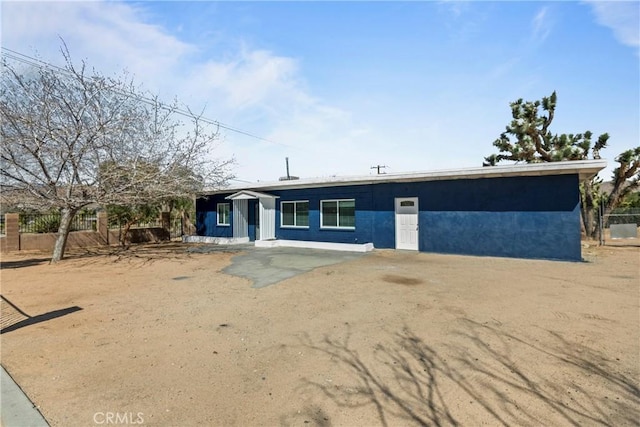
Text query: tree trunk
580 183 593 239
605 181 633 218
584 208 596 239
51 207 77 263
181 209 195 235
580 204 595 239
120 221 134 249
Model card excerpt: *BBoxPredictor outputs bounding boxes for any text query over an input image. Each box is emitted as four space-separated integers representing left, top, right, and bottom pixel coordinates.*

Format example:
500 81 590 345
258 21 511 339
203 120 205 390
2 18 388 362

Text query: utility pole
371 165 388 174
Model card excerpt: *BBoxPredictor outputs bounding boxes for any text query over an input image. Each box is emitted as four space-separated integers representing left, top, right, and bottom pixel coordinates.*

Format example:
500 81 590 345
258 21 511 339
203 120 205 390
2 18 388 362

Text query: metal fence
19 212 97 234
108 218 163 230
6 211 186 238
603 207 640 227
600 207 640 244
170 217 183 239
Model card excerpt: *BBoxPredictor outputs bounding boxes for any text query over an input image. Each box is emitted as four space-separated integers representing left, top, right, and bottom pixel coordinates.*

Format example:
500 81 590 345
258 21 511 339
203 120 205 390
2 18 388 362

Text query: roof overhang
225 190 278 200
203 160 607 196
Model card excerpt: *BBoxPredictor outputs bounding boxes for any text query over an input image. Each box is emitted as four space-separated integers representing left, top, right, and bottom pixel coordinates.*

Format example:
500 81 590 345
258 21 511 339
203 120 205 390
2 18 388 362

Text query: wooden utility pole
371 165 388 174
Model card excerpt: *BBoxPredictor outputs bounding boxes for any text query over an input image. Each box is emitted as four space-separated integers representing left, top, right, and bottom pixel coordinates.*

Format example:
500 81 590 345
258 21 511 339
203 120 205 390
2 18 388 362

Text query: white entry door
395 197 419 250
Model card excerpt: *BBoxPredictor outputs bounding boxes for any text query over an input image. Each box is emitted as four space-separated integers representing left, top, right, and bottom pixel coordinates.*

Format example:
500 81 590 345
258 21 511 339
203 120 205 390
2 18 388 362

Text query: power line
1 47 292 148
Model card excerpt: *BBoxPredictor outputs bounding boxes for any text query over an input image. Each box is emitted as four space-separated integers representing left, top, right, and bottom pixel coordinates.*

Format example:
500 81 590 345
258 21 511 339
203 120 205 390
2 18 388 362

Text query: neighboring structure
194 160 606 261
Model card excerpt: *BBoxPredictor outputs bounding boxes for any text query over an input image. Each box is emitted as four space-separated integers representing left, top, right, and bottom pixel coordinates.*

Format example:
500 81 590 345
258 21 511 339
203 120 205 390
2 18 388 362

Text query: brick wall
0 212 171 253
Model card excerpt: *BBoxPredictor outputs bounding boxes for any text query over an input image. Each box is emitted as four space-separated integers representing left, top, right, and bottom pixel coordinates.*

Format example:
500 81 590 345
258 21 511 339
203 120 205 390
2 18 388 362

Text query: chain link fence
600 207 640 245
603 207 640 227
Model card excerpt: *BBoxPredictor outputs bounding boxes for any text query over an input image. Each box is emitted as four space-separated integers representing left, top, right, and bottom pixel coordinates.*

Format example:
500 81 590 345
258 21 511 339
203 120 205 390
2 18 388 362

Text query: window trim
280 200 310 229
320 199 356 230
217 202 230 226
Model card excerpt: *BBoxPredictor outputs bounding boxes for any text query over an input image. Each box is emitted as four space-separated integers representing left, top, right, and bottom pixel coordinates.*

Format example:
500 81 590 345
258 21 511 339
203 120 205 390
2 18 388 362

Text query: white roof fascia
204 160 607 196
225 190 279 200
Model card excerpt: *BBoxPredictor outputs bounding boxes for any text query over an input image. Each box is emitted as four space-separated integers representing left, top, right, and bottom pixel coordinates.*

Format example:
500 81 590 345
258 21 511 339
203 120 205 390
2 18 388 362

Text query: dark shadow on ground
63 242 211 266
300 321 640 426
186 243 253 254
1 242 208 269
0 258 50 269
0 295 82 334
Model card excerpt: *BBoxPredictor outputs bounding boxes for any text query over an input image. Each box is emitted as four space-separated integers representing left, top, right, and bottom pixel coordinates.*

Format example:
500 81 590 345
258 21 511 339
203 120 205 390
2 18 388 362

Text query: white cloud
437 0 471 19
531 6 552 44
3 1 634 183
585 1 640 50
0 1 547 182
1 1 195 85
183 47 306 112
0 1 365 181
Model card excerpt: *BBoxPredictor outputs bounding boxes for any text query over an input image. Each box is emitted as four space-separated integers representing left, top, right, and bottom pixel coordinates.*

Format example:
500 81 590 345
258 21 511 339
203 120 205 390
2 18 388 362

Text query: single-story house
194 160 606 261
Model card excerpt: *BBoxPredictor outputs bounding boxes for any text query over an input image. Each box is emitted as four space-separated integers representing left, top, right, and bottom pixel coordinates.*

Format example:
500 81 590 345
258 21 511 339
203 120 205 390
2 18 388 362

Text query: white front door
395 197 419 250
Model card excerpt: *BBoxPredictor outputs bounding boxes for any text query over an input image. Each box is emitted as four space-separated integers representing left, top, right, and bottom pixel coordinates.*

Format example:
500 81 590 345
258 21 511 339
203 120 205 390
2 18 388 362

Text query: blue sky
2 1 638 183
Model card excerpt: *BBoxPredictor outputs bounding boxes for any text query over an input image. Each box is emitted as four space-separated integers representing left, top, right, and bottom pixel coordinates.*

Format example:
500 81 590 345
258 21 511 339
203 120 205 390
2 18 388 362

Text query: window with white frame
217 203 230 226
281 200 309 228
321 199 355 229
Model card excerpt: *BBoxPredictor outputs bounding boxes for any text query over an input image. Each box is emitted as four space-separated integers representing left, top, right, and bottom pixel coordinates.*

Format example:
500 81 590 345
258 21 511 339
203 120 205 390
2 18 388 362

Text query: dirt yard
1 243 638 426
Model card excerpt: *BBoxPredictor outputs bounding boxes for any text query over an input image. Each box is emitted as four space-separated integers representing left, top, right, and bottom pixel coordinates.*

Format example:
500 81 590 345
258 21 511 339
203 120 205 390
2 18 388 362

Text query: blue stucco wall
195 196 233 238
270 186 373 244
196 174 582 260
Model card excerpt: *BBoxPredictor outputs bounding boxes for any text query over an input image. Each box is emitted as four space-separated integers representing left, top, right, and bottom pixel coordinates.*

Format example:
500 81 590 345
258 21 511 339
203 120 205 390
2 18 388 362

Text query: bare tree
1 45 234 262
